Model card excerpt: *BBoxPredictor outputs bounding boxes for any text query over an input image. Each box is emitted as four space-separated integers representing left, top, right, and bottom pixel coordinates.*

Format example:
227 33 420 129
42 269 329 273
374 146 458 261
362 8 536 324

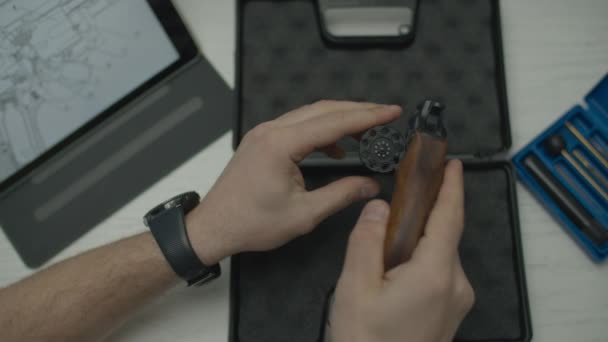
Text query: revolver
360 99 448 270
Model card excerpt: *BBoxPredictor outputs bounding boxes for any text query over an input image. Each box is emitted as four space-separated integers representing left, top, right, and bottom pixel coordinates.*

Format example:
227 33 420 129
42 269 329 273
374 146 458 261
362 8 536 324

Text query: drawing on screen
0 0 151 181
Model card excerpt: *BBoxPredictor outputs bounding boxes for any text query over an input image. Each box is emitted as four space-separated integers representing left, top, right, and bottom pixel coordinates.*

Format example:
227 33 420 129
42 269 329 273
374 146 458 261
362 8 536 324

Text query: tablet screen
0 0 183 185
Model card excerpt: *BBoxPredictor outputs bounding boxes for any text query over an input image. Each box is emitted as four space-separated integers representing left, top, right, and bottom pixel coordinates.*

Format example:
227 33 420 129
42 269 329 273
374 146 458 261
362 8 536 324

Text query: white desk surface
1 0 607 341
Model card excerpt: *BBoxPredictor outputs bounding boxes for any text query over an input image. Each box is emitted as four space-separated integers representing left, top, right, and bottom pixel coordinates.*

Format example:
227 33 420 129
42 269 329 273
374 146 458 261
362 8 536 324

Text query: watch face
143 191 200 227
163 198 181 210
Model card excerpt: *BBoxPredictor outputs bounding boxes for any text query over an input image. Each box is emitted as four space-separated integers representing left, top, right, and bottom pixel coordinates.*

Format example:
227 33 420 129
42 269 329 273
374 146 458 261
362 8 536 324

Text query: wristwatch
144 191 221 286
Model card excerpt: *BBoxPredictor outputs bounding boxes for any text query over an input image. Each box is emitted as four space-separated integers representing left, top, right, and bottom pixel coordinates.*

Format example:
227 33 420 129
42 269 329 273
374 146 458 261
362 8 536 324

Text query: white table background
1 1 607 341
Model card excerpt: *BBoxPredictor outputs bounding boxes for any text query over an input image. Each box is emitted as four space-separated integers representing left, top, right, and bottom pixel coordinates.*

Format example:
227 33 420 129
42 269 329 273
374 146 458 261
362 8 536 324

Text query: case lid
585 74 608 117
236 0 511 161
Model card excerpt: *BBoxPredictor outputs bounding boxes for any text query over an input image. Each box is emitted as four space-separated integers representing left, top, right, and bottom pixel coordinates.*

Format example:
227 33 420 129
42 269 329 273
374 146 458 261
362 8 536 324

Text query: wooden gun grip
384 132 448 270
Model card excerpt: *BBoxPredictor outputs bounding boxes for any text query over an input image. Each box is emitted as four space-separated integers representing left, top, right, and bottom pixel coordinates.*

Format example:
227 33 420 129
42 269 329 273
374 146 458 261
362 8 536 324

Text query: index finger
285 105 402 161
411 160 465 264
275 100 380 126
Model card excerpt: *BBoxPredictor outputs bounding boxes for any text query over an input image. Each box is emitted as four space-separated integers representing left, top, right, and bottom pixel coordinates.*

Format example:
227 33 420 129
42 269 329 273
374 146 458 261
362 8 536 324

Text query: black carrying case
230 1 532 341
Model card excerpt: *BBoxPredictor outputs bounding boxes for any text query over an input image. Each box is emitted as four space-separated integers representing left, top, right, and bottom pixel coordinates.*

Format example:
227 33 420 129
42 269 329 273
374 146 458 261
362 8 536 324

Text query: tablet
0 0 197 191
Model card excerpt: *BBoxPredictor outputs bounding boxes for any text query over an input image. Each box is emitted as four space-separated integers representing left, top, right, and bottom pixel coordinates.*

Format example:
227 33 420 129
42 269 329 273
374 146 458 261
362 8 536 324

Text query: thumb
304 176 380 225
340 200 389 290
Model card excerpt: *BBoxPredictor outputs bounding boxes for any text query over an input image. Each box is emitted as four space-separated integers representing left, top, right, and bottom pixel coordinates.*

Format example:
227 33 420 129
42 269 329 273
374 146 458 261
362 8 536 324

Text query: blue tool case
513 74 608 261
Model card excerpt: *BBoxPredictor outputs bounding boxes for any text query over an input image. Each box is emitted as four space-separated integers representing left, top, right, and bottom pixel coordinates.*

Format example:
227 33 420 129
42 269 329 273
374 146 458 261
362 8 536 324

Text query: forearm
0 231 178 342
0 101 403 342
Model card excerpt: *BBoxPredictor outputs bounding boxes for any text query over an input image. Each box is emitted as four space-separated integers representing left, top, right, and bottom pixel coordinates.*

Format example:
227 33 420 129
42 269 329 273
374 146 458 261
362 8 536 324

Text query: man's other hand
330 160 475 342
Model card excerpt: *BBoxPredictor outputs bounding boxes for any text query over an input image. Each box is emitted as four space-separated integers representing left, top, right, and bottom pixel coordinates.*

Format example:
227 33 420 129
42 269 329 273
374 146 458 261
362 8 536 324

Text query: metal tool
572 149 608 191
524 155 608 245
592 136 608 160
565 122 608 169
555 164 604 214
544 134 608 201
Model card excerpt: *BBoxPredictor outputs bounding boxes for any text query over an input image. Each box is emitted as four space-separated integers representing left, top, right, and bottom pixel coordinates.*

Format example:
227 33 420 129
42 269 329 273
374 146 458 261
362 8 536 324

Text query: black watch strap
148 207 220 286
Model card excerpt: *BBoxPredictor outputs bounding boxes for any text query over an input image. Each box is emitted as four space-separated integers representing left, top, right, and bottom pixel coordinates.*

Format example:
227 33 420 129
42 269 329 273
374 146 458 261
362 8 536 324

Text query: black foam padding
233 164 526 342
238 0 507 156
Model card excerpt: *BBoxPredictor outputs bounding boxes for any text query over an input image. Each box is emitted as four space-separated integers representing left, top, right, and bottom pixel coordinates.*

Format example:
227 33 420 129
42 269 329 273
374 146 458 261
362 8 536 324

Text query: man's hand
330 160 475 342
186 101 402 264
